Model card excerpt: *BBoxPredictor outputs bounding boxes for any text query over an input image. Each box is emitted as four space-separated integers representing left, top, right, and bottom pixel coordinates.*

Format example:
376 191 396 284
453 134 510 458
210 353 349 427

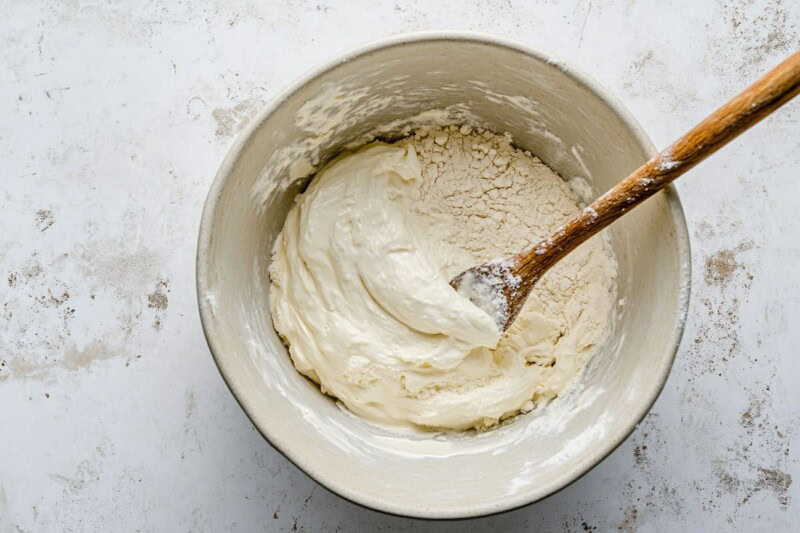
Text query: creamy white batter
269 126 617 430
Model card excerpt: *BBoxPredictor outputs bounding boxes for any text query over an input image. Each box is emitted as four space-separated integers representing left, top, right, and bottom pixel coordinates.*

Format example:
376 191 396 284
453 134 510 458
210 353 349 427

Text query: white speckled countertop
1 1 799 531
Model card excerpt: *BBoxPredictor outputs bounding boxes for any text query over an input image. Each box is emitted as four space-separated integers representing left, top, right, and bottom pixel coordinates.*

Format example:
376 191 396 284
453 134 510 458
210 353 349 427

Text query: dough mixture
269 125 617 430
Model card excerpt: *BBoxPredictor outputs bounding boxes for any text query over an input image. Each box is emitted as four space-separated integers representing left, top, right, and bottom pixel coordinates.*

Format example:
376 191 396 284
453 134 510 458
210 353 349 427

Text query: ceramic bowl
197 31 690 519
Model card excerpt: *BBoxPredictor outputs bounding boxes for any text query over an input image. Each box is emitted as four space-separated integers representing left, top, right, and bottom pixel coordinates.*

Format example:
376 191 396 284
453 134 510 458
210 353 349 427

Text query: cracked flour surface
404 125 618 418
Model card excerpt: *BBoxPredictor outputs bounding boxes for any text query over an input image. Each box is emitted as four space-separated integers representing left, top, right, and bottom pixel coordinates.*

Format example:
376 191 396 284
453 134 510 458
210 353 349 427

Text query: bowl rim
196 30 692 520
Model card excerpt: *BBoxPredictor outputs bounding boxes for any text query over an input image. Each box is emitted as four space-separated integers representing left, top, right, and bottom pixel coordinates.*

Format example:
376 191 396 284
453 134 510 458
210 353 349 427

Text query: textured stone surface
1 1 798 531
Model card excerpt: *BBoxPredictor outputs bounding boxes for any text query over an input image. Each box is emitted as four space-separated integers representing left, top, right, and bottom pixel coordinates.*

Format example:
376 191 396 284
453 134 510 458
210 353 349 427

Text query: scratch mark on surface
579 1 593 45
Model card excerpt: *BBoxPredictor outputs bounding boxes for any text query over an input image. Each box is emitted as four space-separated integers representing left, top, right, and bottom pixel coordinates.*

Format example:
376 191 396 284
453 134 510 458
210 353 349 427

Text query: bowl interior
198 35 690 519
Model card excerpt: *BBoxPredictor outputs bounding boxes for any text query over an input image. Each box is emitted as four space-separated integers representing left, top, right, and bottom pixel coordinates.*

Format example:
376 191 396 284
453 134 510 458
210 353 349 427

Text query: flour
269 124 618 431
401 125 618 391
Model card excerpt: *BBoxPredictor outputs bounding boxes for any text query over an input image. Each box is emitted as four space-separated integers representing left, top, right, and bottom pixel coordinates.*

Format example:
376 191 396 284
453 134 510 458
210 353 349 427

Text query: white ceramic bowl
197 32 691 519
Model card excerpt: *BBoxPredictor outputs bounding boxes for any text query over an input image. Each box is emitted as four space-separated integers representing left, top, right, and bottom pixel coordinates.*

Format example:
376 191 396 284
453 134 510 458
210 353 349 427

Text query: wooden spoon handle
517 50 800 280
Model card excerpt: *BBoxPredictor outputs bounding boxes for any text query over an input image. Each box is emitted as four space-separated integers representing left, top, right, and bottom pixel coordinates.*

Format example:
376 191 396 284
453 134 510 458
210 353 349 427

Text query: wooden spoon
451 50 800 332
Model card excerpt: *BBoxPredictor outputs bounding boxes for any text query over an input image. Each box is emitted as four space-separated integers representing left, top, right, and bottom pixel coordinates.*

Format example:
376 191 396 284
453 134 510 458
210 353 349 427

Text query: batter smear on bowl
269 125 618 431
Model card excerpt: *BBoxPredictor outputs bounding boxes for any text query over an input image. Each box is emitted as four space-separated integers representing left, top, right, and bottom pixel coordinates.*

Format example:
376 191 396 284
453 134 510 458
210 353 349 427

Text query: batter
269 125 617 430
